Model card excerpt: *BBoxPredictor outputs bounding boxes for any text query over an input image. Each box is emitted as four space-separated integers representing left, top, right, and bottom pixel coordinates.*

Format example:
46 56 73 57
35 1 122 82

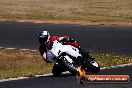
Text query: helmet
38 31 50 44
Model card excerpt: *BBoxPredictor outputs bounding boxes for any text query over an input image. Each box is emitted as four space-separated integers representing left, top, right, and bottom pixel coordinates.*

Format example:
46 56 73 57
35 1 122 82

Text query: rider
38 31 82 64
38 31 100 75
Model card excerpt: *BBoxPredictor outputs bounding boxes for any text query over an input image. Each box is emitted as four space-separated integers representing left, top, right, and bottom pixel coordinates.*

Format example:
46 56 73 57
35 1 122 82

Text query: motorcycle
51 42 100 76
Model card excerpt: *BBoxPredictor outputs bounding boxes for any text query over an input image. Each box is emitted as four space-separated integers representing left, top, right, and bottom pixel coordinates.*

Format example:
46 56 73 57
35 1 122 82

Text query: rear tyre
52 65 63 77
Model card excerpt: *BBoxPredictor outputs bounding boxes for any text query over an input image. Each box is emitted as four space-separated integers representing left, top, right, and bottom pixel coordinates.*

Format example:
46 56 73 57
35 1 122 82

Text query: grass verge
0 48 53 79
0 0 132 23
0 48 132 79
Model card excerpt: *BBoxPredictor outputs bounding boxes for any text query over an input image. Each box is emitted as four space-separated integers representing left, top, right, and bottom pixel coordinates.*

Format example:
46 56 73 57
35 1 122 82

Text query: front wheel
58 56 78 75
90 61 100 73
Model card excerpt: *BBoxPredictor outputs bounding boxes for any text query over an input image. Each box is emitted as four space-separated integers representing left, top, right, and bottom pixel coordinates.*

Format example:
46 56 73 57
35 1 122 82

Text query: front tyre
59 56 78 75
90 61 100 73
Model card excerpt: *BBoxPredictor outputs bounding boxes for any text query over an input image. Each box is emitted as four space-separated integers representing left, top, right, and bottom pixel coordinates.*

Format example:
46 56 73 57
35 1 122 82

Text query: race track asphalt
0 21 132 56
0 21 132 88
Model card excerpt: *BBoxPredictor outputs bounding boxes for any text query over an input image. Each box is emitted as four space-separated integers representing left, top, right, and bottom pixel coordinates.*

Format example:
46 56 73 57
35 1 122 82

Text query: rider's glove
43 57 52 63
42 53 52 63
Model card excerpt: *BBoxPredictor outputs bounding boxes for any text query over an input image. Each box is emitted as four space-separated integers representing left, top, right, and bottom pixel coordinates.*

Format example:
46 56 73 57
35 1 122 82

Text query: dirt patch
0 19 132 26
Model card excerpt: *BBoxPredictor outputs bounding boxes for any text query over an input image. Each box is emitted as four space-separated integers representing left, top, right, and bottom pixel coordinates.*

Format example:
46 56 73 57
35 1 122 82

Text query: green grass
0 48 132 79
0 0 132 22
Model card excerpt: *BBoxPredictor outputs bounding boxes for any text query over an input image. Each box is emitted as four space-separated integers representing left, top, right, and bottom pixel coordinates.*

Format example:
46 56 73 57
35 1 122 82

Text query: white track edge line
0 47 38 52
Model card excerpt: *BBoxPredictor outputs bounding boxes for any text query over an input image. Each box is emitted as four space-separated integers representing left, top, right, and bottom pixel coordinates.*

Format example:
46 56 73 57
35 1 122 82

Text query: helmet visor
39 35 48 44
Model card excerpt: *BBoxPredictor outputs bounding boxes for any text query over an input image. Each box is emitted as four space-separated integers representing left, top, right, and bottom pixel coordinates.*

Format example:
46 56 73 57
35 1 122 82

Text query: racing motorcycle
51 43 100 76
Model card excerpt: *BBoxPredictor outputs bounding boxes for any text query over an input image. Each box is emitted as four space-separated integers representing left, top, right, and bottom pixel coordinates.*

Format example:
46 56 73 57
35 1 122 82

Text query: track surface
0 21 132 88
0 21 132 56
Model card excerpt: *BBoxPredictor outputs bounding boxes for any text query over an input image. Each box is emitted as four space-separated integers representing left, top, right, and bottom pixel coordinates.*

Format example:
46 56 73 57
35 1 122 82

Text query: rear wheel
52 64 64 76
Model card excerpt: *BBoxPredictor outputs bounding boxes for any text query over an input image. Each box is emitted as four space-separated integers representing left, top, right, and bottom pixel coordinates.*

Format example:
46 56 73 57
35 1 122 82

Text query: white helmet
38 31 50 44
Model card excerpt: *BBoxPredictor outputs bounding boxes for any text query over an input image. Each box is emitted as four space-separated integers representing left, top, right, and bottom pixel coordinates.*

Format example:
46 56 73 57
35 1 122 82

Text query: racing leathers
39 36 81 63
